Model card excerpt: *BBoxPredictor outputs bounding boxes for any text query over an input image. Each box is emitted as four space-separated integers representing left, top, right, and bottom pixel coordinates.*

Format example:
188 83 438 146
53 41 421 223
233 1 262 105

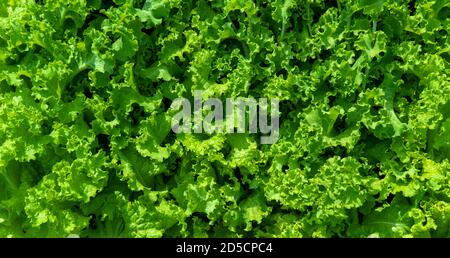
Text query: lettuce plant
0 0 449 237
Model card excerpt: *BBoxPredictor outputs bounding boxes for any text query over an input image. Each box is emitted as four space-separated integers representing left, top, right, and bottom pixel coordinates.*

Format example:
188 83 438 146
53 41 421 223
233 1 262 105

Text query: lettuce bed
1 0 450 238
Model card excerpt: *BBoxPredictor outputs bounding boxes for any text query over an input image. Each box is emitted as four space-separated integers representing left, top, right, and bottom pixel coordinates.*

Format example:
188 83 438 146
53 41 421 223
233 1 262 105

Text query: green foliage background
0 0 449 237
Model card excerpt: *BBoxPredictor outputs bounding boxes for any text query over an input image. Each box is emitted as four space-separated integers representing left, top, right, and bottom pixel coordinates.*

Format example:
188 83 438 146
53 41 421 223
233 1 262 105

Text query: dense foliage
0 0 449 237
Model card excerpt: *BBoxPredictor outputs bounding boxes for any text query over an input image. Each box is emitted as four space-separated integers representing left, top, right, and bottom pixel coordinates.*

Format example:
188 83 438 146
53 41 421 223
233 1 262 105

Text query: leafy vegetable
0 0 449 238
